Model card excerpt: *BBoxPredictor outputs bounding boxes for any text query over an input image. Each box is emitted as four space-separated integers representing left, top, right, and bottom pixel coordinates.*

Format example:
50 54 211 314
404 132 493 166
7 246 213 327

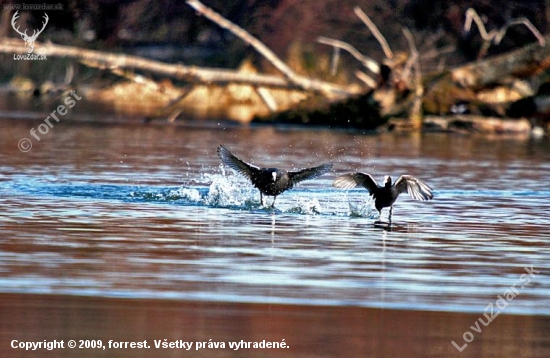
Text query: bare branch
157 84 195 122
355 70 377 88
354 6 393 59
255 87 278 112
186 0 293 80
185 0 351 98
496 18 545 46
317 36 380 74
420 45 455 61
330 46 340 76
464 8 491 41
464 8 545 59
167 108 184 123
403 28 423 126
402 28 420 82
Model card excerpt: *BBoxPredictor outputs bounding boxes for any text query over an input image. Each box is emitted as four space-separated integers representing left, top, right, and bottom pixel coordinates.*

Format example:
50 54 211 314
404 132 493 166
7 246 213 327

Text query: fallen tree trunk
451 35 550 89
0 39 354 98
424 34 550 115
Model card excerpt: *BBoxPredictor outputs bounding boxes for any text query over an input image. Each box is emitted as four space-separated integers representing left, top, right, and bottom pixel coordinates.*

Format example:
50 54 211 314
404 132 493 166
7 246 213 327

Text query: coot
333 172 433 222
218 145 333 206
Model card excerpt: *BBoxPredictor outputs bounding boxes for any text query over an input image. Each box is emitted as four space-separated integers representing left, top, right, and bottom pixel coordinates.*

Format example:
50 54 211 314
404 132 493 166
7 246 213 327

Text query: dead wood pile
0 2 549 134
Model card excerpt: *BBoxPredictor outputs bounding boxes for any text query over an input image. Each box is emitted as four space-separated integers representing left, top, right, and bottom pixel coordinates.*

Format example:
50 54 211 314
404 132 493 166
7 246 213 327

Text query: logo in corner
11 11 48 54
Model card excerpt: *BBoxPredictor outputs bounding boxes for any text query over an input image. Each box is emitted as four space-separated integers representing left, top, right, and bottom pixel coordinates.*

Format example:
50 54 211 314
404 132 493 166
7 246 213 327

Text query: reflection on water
2 293 549 358
1 117 550 357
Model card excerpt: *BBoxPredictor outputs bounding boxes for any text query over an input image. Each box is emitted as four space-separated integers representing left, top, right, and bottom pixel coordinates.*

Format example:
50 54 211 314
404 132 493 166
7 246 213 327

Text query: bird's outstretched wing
394 175 434 201
217 145 260 180
289 162 333 186
333 172 379 194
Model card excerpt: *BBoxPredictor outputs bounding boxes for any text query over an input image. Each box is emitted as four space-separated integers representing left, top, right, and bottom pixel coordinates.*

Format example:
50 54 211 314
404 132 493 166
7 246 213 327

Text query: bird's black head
265 168 283 182
384 175 392 188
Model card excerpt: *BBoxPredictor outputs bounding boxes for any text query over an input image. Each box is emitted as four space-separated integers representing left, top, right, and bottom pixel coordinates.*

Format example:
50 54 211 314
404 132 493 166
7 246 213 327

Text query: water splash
286 198 322 215
166 187 202 202
129 166 337 215
202 172 256 208
346 193 376 218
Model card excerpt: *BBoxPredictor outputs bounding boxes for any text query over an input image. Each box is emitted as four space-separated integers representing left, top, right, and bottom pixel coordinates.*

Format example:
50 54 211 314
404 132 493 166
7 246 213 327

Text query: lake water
1 115 549 357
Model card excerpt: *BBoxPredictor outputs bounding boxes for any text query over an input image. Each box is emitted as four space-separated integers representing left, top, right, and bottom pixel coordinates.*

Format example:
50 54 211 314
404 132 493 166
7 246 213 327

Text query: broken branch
317 36 380 74
186 0 349 98
354 6 394 60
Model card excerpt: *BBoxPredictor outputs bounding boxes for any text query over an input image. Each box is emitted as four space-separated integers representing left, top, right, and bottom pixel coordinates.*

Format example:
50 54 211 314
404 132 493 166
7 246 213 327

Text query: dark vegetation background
0 0 547 80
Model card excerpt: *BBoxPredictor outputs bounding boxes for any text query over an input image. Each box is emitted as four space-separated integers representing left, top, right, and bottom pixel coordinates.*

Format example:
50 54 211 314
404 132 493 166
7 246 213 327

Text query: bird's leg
389 206 393 224
260 192 264 207
374 209 382 225
271 196 277 208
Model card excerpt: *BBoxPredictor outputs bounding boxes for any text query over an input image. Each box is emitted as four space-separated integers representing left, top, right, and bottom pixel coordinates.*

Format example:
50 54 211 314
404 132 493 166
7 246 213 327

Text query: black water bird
217 145 333 207
333 173 433 222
